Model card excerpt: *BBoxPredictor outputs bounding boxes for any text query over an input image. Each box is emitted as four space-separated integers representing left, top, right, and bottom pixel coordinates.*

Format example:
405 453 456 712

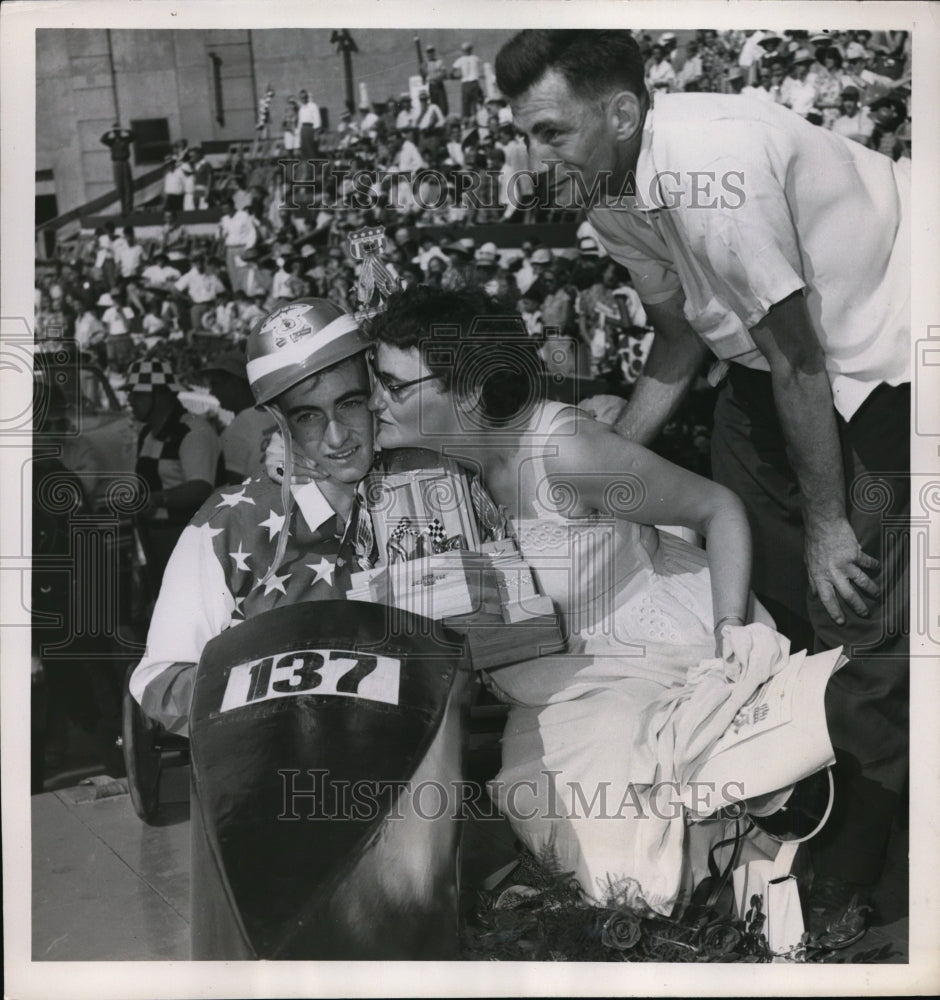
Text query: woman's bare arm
544 416 752 632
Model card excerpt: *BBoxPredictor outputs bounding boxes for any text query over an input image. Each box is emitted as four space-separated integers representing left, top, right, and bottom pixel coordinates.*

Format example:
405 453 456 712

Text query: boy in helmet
129 300 376 736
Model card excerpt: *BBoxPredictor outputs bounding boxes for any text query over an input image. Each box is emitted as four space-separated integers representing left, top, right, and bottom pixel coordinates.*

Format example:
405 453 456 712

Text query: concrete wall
36 28 518 218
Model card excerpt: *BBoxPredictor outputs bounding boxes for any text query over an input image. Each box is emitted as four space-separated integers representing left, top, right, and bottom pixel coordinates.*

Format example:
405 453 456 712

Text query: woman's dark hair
822 46 843 69
368 284 545 427
495 30 646 103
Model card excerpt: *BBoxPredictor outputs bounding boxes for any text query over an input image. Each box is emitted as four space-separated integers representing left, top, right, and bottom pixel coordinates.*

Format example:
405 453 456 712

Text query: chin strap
258 404 295 589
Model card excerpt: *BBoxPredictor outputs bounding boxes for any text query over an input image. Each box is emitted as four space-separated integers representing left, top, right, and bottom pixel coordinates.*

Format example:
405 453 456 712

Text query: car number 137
218 648 401 713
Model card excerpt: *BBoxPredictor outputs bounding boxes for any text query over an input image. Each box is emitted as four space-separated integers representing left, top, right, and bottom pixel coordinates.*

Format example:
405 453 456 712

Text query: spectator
841 41 898 103
766 58 788 104
218 197 258 293
814 46 847 128
395 92 414 130
725 65 746 94
125 359 221 592
676 41 704 91
358 101 379 139
452 42 484 120
189 146 213 209
174 253 226 339
100 120 136 216
142 298 170 340
894 118 911 160
92 224 118 288
782 48 819 117
743 64 774 101
415 89 446 153
113 225 145 279
163 155 187 212
282 98 300 153
201 352 277 484
867 95 908 157
74 300 106 357
646 44 677 93
142 252 182 290
394 126 427 176
423 44 449 115
98 289 137 370
157 209 190 262
296 89 322 160
831 86 874 144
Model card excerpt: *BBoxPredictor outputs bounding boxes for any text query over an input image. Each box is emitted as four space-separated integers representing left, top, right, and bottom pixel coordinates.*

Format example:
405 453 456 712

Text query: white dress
484 403 807 914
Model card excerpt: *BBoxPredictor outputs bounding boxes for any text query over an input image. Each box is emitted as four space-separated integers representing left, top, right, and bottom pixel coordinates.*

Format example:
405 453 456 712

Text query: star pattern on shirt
261 570 290 596
230 543 251 572
217 488 256 509
232 594 246 616
259 509 286 541
307 557 335 587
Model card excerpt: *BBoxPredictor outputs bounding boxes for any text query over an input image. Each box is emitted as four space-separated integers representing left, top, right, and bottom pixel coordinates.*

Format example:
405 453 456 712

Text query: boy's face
277 355 375 486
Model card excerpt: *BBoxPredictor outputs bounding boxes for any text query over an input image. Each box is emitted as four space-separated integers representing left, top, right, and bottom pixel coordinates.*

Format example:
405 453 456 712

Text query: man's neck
315 478 358 523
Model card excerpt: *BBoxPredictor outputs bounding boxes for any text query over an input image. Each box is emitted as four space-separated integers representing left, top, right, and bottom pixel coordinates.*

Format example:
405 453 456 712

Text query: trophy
347 448 565 670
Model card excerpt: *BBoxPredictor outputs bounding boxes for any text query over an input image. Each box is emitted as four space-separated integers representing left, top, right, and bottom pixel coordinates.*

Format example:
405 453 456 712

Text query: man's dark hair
495 30 645 103
367 284 545 426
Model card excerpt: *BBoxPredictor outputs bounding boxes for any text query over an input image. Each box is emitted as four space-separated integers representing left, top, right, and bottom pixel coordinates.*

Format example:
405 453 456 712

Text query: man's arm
750 290 879 625
129 521 235 736
608 289 709 445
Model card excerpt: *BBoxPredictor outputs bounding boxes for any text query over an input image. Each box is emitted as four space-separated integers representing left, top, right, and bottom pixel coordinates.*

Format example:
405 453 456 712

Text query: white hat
497 106 513 126
474 242 499 266
530 247 553 265
96 292 114 307
845 41 869 61
578 236 600 257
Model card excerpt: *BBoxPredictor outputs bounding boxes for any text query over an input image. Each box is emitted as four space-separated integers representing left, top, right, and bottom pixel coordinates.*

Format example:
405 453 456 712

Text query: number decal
246 657 272 702
271 651 324 694
218 648 400 714
332 652 377 694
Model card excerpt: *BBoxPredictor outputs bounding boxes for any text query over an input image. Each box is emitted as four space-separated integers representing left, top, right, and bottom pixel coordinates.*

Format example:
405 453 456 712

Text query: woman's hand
264 430 328 485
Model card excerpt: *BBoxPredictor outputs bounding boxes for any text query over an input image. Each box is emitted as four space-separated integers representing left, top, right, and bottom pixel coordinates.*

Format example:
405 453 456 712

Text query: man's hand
579 394 629 426
804 516 880 626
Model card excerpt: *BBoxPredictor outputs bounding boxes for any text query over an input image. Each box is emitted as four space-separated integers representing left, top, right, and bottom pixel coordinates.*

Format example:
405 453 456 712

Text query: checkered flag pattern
425 518 446 544
123 360 183 393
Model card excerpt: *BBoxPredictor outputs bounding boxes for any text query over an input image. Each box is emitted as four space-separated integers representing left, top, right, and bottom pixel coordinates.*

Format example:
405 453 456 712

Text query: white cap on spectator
497 106 513 125
530 247 553 265
96 293 114 307
845 41 869 61
474 242 499 266
578 236 601 257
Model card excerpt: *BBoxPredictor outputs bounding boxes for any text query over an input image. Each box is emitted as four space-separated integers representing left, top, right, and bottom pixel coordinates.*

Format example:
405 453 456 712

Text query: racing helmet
246 299 371 406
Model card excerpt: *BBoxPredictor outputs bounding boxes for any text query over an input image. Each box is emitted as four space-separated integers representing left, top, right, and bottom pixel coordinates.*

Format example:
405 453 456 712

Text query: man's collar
594 103 657 213
630 105 658 212
290 478 343 533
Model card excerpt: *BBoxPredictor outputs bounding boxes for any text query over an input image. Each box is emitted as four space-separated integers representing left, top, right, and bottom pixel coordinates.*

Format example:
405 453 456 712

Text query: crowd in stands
39 26 912 468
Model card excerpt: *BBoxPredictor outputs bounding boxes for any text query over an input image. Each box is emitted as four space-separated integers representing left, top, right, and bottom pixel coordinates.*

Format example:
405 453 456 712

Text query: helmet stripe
246 313 363 385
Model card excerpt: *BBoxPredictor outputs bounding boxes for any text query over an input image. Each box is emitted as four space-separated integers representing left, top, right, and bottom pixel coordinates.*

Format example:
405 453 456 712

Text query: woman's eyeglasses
368 351 441 401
